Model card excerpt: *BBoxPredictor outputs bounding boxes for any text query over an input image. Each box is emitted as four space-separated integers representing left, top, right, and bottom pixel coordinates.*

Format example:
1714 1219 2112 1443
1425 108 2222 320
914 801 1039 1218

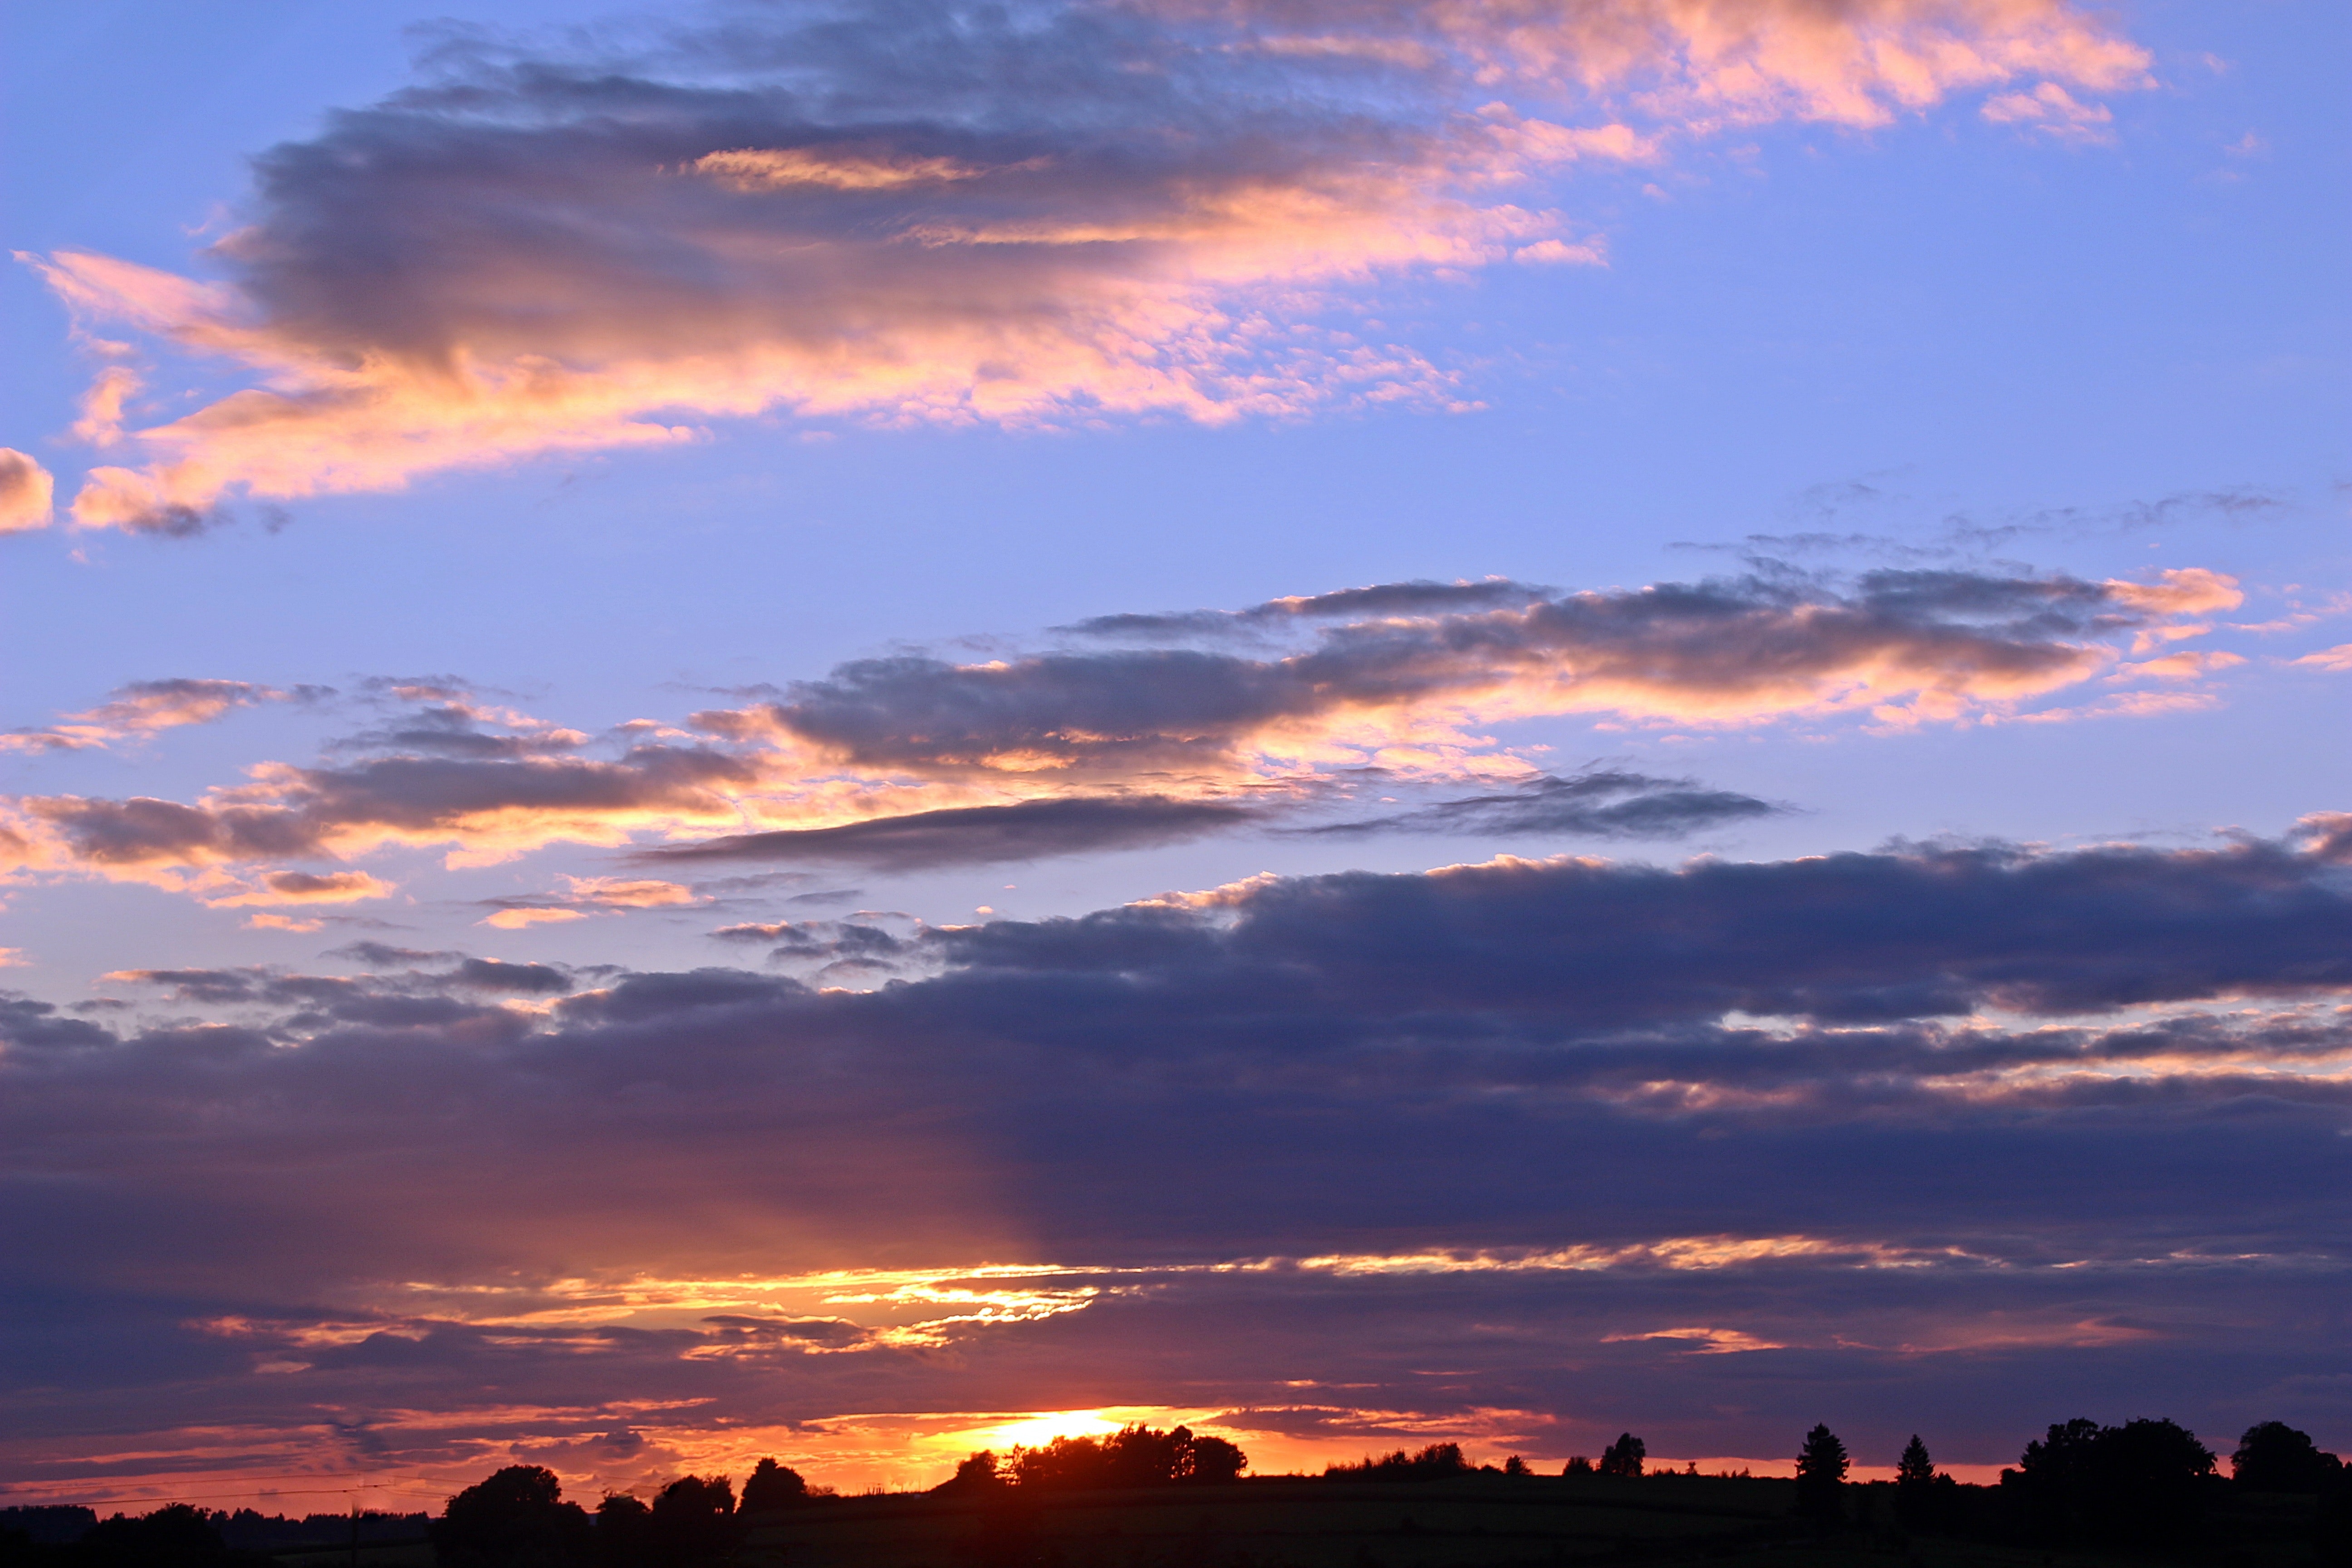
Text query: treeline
935 1424 1245 1494
1315 1416 2350 1558
430 1459 818 1568
0 1504 427 1568
8 1415 2346 1566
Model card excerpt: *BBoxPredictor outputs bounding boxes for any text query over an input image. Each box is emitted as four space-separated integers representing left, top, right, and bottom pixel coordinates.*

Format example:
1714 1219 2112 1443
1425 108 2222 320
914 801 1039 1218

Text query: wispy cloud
0 677 316 755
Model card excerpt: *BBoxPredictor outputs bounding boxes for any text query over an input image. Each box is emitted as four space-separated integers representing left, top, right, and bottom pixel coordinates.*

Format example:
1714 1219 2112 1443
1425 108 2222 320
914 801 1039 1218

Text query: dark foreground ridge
4 1418 2347 1567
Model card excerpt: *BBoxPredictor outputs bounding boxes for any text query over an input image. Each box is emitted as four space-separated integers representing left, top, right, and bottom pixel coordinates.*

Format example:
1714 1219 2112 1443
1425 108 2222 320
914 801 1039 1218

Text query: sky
0 0 2347 1519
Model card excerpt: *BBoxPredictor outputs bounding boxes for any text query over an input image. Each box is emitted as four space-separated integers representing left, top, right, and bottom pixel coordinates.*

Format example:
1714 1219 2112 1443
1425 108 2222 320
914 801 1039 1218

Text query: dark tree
1896 1436 1934 1490
2009 1416 2215 1548
1502 1455 1530 1478
1794 1425 1849 1528
739 1458 809 1514
2232 1422 2345 1494
934 1451 1006 1495
1562 1456 1594 1476
2315 1467 2352 1564
79 1505 245 1568
1597 1434 1646 1479
1324 1444 1472 1482
589 1494 650 1568
956 1427 1246 1494
432 1466 593 1568
1181 1434 1247 1485
1010 1436 1111 1491
647 1476 735 1568
1893 1434 1956 1533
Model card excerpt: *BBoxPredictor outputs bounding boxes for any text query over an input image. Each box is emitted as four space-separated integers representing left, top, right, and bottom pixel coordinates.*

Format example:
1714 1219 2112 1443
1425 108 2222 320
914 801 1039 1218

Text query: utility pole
349 1491 360 1568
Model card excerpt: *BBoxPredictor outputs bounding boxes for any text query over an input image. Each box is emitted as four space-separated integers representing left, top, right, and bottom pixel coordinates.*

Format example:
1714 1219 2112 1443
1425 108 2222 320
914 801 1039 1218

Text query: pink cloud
27 0 2148 528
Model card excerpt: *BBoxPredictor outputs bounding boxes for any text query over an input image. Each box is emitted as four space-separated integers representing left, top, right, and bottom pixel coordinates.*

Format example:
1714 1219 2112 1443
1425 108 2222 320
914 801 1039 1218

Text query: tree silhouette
956 1426 1248 1494
739 1458 810 1514
1182 1434 1247 1485
1597 1435 1645 1479
1325 1444 1471 1482
2009 1416 2215 1548
1562 1456 1593 1476
589 1494 650 1568
432 1468 588 1568
935 1451 1006 1495
1794 1425 1849 1528
1896 1436 1934 1490
78 1505 245 1568
431 1466 592 1568
647 1476 735 1568
2232 1422 2345 1494
1892 1434 1956 1533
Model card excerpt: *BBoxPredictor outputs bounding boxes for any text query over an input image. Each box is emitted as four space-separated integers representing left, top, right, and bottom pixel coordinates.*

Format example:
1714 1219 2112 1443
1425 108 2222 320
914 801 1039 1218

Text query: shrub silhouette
1597 1435 1645 1479
2232 1421 2345 1494
1562 1455 1593 1476
1793 1425 1849 1528
431 1466 593 1568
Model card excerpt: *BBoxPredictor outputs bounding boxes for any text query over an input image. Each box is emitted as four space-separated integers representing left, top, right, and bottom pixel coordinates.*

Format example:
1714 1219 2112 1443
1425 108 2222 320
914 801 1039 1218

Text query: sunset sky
1 0 2347 1519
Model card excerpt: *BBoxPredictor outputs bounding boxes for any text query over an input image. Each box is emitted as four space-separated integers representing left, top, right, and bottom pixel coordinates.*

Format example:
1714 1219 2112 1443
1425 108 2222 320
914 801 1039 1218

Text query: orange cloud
0 678 291 755
206 870 397 907
483 907 592 930
0 448 54 532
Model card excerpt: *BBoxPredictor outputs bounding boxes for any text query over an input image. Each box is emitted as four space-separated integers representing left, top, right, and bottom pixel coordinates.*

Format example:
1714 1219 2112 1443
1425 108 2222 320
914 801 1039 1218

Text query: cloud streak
24 0 2147 528
0 566 2247 895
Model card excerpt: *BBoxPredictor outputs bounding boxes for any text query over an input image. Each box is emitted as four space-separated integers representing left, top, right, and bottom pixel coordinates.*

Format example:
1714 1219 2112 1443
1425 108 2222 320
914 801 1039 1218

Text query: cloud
1301 768 1779 839
479 875 706 927
2292 643 2352 673
713 566 2243 781
206 869 397 907
1981 81 2116 145
0 449 54 532
27 0 2146 527
0 566 2248 895
0 817 2347 1501
0 677 300 755
646 795 1256 871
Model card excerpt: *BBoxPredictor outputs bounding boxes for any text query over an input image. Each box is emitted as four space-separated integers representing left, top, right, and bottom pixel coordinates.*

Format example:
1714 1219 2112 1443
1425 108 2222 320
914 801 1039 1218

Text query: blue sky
0 0 2346 1513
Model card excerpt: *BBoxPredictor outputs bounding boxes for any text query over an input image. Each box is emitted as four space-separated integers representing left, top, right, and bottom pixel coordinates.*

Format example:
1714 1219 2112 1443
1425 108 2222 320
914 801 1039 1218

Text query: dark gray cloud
644 794 1254 871
704 566 2232 779
22 744 757 867
1061 578 1553 638
3 816 2346 1493
1305 768 1779 840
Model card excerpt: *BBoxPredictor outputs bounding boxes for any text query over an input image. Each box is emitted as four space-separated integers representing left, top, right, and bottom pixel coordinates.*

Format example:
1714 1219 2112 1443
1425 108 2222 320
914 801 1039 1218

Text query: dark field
720 1474 2323 1568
